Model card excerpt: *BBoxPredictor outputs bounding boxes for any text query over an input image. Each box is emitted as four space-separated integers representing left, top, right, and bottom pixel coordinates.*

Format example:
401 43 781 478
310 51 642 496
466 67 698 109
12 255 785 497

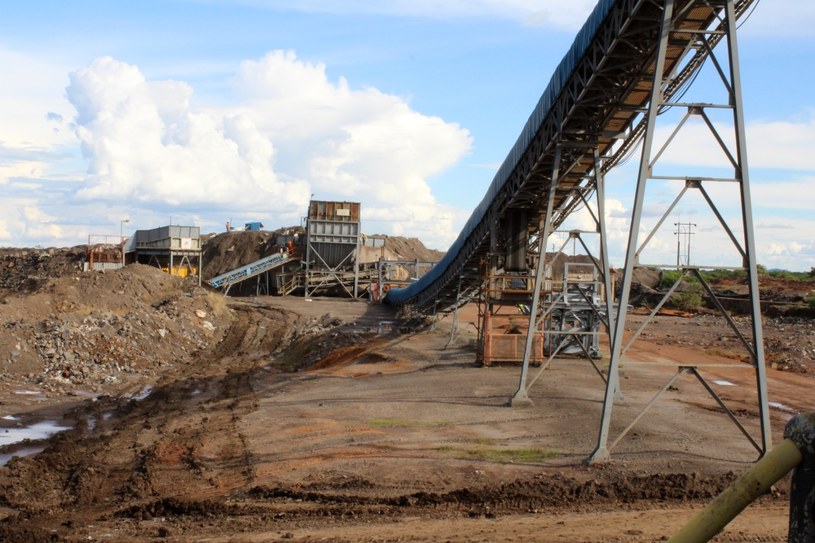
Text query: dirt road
0 295 810 542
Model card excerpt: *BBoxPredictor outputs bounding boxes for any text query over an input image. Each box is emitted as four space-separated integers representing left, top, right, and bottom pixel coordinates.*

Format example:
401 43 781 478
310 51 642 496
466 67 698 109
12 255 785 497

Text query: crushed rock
0 264 232 395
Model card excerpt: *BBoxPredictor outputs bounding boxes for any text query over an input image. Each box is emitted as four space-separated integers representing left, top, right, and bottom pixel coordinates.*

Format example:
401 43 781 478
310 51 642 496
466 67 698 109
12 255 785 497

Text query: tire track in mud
239 470 744 516
116 303 292 501
107 470 787 542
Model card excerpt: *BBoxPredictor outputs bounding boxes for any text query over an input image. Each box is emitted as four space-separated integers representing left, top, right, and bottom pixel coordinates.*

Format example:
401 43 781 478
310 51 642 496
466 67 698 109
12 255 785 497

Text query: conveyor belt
207 252 292 291
385 0 755 312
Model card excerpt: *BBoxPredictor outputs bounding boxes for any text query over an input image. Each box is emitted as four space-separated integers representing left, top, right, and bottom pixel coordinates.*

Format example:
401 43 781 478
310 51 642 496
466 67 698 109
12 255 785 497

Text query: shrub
659 270 698 290
671 288 703 311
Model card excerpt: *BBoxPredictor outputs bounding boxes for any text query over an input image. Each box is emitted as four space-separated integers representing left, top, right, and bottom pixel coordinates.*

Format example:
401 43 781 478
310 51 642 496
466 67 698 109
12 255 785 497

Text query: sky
0 0 813 271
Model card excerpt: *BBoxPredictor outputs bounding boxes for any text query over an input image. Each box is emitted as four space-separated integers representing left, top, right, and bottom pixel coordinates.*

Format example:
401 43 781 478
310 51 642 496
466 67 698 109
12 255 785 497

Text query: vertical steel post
512 146 562 406
590 0 675 462
594 149 622 401
485 214 499 361
378 256 384 303
353 220 360 298
446 274 463 349
594 149 616 341
304 215 311 298
724 0 771 453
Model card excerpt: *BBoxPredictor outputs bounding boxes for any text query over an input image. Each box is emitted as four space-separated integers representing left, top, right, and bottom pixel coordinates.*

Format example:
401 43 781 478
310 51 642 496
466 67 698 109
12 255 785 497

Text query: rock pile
0 246 86 293
765 317 815 373
0 265 231 395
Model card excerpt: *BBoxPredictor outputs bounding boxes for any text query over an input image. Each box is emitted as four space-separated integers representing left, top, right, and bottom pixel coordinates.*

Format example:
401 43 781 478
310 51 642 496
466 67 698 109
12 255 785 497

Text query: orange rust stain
308 345 368 371
153 441 187 465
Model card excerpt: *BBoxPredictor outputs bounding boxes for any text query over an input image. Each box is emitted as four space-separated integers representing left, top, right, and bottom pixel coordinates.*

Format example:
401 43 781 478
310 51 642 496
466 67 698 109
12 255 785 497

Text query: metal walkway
206 252 294 294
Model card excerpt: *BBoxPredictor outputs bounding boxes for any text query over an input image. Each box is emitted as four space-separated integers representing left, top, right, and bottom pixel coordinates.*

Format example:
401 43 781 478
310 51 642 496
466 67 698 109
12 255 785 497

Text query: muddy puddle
0 420 72 466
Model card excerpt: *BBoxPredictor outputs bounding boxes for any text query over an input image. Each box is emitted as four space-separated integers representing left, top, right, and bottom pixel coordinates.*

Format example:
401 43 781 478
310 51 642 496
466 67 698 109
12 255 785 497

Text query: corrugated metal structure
130 225 202 285
304 201 362 297
85 235 126 272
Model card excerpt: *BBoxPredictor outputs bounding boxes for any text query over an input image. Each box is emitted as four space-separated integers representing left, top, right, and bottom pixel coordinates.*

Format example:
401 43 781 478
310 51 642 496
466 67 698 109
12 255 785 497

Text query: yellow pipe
668 438 803 543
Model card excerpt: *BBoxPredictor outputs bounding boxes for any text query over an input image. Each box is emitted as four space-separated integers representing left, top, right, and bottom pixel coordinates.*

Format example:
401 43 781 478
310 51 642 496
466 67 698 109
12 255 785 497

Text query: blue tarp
386 0 618 305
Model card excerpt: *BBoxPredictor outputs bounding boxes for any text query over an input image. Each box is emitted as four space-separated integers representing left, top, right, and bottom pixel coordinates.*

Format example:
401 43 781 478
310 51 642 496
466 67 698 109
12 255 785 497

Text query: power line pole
673 221 697 267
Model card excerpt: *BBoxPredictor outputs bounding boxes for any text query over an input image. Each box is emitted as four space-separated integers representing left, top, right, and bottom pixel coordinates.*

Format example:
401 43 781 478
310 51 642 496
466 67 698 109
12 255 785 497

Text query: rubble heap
0 265 231 395
0 246 86 293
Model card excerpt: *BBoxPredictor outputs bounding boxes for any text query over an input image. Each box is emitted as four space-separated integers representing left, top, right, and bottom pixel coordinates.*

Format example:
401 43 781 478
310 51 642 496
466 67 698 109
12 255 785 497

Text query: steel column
590 0 675 462
512 146 562 406
725 0 771 453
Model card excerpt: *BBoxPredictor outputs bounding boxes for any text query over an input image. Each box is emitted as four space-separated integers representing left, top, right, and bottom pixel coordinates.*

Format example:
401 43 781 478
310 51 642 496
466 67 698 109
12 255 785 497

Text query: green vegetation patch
670 289 703 311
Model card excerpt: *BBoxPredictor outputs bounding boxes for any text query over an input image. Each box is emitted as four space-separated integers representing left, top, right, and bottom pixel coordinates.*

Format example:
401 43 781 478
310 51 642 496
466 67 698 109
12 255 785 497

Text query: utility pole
673 221 697 267
120 218 130 267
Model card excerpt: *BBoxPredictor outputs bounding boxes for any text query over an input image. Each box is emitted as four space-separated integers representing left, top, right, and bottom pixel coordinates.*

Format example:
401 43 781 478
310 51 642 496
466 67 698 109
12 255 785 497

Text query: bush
659 270 698 290
699 268 746 282
671 288 703 311
766 269 815 282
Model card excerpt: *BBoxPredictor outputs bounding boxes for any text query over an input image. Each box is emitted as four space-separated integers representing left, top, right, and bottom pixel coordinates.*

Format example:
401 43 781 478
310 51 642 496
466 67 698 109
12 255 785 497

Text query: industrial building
126 225 202 285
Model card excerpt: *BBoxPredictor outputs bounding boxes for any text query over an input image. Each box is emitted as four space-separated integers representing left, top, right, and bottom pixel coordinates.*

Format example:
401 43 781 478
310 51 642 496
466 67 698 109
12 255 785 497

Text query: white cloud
64 52 472 249
231 51 473 247
0 197 67 244
67 56 294 209
0 47 76 150
750 177 815 211
0 160 46 185
759 221 815 271
740 0 815 38
748 115 815 171
645 112 815 172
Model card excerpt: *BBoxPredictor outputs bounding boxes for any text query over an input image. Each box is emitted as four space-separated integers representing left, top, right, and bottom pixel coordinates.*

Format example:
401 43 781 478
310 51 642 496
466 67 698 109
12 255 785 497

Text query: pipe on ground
667 412 814 543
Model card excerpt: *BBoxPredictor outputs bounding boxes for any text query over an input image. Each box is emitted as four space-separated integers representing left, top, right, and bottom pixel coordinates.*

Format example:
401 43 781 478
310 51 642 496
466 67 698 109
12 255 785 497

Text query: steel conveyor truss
385 0 757 314
386 0 767 462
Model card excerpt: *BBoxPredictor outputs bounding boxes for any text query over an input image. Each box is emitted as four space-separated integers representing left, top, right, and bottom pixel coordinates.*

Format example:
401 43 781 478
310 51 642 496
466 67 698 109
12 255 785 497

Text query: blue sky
0 0 813 271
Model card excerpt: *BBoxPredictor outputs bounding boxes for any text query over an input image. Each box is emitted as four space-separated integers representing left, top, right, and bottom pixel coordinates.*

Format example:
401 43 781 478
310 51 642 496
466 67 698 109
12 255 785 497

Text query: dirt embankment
201 229 290 279
0 246 87 294
372 235 445 262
